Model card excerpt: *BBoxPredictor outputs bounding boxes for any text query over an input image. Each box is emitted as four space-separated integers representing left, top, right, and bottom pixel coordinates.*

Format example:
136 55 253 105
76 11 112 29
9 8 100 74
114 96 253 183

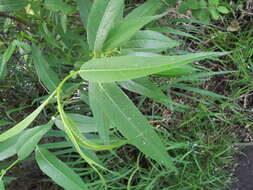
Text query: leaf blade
36 147 89 190
87 0 124 52
90 82 177 170
80 52 227 83
16 122 53 160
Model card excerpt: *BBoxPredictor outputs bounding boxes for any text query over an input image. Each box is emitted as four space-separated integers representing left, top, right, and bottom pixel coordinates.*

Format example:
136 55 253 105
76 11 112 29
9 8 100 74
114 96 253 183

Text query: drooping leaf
16 122 53 160
104 14 165 51
32 45 61 92
78 0 92 28
0 91 56 142
0 134 20 161
125 0 161 19
87 0 124 52
36 147 89 190
80 52 227 83
0 0 27 12
89 82 177 170
122 30 180 53
0 41 16 81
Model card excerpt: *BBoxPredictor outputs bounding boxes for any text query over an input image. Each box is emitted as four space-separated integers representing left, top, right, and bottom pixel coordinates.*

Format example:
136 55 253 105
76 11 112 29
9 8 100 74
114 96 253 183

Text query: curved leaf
32 45 60 92
36 147 89 190
80 52 227 83
0 91 56 142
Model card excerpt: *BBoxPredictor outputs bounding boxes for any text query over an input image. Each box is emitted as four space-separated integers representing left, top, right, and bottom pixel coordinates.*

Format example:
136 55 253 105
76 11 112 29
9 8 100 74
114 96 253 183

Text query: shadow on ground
232 146 253 190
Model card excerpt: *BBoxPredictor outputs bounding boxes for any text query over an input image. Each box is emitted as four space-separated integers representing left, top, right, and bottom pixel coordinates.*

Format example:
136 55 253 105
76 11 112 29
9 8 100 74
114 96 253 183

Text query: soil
232 146 253 190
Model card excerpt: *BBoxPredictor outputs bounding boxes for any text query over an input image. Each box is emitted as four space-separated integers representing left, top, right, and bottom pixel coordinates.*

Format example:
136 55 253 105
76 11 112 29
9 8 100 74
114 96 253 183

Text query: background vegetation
0 0 252 189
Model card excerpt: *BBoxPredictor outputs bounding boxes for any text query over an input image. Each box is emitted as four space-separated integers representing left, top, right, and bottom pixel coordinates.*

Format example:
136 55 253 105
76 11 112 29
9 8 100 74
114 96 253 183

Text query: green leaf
60 13 68 33
36 147 89 190
16 122 53 160
104 14 164 51
118 77 170 105
122 30 180 53
0 179 4 190
0 120 12 127
175 84 229 99
0 41 16 81
89 82 176 170
0 0 27 12
89 92 110 144
209 8 220 20
80 52 227 83
0 134 20 161
217 6 229 14
156 64 198 77
152 27 200 40
32 45 61 92
0 91 56 142
78 0 92 29
55 114 99 133
125 0 161 19
87 0 124 52
208 0 219 7
44 0 75 14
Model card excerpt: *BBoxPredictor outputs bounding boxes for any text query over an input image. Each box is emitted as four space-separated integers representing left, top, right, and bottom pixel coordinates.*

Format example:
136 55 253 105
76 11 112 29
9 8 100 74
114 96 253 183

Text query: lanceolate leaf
122 30 180 53
32 45 61 92
36 147 89 190
104 14 165 51
0 41 16 81
0 0 27 12
16 122 53 160
89 82 177 170
80 52 227 83
0 91 56 142
87 0 124 52
125 0 161 19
